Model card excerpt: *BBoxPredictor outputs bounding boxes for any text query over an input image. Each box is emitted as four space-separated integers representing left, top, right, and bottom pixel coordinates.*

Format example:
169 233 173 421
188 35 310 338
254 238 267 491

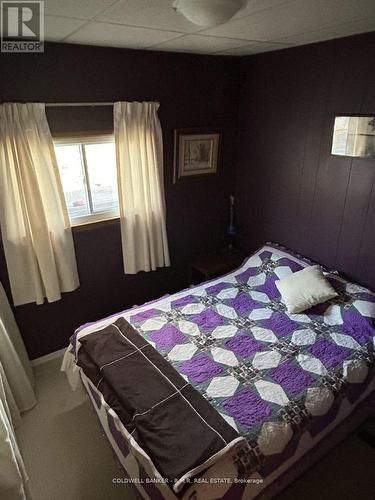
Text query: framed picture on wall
173 128 221 183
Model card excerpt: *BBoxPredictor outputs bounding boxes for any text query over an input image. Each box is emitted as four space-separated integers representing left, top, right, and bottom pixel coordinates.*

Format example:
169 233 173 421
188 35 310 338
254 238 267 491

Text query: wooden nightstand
189 248 245 285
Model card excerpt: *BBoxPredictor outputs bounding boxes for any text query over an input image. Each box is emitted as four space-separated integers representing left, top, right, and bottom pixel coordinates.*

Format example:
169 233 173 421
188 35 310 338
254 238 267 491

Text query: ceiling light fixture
173 0 247 27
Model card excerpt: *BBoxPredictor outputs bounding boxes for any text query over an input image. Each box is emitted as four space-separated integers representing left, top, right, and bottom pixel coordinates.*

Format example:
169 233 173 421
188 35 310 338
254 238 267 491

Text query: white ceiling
43 0 375 56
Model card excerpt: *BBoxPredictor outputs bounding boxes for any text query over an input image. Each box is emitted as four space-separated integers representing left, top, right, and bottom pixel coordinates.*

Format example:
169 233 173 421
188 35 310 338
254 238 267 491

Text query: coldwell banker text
1 1 44 52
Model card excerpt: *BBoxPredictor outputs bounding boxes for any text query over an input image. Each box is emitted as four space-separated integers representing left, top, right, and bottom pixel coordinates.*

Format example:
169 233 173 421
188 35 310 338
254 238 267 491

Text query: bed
62 243 375 499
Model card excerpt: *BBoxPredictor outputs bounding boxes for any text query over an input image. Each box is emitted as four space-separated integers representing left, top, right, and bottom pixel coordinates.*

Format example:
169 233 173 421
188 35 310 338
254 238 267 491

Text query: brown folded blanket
77 317 243 493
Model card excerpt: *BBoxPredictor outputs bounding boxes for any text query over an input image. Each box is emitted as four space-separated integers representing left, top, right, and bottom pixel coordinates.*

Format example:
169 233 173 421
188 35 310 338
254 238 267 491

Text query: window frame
54 134 120 227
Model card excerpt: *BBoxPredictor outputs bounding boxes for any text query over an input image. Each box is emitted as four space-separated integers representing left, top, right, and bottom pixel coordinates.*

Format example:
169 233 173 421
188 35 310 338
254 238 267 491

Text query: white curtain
114 102 170 274
0 281 36 416
0 280 35 499
0 369 31 500
0 103 80 306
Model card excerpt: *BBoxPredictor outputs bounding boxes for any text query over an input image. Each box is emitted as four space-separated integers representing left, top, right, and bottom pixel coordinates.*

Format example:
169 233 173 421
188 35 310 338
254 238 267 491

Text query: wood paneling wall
236 32 375 290
0 42 240 358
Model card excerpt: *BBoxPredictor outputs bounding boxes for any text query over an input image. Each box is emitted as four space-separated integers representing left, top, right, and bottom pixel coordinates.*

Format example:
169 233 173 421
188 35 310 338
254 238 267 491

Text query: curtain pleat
0 281 36 413
0 280 34 499
0 103 80 306
114 102 170 274
0 385 30 500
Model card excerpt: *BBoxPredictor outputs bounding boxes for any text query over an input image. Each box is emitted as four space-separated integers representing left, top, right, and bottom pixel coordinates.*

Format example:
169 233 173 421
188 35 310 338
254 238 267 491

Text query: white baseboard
31 347 67 367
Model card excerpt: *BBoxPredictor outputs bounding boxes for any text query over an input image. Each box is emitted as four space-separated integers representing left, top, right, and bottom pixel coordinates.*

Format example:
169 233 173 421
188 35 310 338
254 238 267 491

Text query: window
54 136 119 225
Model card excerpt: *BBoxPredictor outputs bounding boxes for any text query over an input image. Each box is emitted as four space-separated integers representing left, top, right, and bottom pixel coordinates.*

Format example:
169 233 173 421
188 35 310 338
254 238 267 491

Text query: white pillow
275 265 338 314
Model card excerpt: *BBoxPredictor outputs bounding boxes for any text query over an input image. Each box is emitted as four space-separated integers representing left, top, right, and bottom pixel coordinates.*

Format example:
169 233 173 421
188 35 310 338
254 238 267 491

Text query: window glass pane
84 142 119 214
55 144 90 219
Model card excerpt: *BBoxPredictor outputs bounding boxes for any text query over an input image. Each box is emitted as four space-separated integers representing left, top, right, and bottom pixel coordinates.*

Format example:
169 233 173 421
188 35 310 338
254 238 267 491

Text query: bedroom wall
0 42 240 358
236 32 375 291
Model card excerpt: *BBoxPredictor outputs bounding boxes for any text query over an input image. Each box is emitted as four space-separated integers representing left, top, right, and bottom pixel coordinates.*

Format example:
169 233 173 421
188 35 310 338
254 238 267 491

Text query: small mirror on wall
331 115 375 159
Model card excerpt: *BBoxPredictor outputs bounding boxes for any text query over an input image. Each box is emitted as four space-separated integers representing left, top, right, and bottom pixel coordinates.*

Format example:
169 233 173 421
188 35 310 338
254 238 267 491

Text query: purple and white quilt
65 243 375 499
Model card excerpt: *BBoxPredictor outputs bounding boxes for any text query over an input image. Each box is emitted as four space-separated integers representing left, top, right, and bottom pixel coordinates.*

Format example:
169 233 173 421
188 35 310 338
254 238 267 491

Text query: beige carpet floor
16 357 136 500
16 357 374 500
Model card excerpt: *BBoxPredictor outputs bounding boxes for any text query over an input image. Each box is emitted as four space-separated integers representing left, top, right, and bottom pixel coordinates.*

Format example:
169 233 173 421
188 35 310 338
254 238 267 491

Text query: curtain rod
45 101 160 108
45 102 113 107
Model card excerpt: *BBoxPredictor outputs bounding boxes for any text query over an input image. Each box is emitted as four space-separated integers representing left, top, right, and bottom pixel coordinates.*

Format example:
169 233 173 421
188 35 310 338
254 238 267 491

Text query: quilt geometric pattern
128 244 375 475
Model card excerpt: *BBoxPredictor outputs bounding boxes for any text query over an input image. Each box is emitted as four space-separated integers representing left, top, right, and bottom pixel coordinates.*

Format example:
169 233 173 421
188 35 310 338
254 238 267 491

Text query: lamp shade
173 0 247 27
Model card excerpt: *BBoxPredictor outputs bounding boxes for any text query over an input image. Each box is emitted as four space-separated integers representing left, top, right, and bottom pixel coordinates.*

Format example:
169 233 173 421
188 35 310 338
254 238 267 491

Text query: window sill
71 215 120 232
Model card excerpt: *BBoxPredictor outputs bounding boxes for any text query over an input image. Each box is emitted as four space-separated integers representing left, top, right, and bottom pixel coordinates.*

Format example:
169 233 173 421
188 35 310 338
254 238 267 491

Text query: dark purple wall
236 32 375 290
2 32 375 359
0 42 240 358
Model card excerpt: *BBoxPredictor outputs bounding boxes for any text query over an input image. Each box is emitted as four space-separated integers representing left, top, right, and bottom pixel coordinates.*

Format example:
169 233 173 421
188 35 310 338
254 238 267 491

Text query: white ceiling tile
245 42 294 54
45 16 88 41
65 22 183 49
200 0 375 42
41 0 375 55
275 17 375 45
216 41 294 56
96 0 199 33
44 0 116 20
149 34 253 54
232 0 294 19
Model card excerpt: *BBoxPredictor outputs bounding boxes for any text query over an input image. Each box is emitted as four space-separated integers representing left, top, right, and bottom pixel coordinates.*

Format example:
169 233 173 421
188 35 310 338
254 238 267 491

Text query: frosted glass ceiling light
173 0 247 27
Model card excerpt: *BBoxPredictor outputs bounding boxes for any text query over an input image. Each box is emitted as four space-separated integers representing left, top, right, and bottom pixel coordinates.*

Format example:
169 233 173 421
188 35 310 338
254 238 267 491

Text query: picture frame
173 128 221 183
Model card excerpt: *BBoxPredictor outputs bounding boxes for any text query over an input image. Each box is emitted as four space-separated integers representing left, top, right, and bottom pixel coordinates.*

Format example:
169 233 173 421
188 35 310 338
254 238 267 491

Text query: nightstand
189 248 245 285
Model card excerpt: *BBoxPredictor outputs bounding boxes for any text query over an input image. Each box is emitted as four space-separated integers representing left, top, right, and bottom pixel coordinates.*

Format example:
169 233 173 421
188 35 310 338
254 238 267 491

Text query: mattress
62 243 375 499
